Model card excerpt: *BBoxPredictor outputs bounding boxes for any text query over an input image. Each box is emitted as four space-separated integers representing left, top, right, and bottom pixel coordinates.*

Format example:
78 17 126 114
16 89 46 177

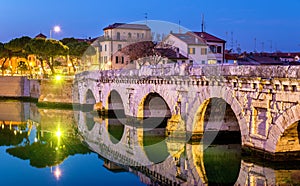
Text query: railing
75 64 300 80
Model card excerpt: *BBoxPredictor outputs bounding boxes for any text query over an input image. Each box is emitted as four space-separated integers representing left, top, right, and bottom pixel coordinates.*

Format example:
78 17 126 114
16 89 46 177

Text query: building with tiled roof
162 32 208 65
192 31 226 64
103 23 150 31
35 33 47 39
97 23 152 70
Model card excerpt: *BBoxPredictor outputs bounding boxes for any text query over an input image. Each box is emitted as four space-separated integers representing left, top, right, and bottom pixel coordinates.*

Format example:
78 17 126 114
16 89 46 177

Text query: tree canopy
26 38 69 74
60 37 96 72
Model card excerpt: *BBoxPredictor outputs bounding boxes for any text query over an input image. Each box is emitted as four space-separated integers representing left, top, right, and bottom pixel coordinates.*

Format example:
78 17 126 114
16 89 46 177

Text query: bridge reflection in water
1 101 300 185
77 106 300 186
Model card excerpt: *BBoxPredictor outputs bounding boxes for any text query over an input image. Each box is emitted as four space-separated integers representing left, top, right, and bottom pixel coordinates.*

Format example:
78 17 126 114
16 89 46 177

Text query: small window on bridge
253 83 257 89
283 85 289 91
233 82 237 88
292 85 297 92
275 84 280 91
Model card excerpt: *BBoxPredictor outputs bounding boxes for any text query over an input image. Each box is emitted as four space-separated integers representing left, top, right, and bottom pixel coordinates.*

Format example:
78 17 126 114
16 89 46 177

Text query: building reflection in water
1 101 300 185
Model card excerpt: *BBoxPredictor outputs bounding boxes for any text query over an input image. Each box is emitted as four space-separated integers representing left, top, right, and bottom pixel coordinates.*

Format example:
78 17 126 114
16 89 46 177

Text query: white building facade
97 23 152 70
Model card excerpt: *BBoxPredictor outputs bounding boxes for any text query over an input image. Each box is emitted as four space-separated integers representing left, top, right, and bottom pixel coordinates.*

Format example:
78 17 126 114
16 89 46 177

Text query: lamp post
49 25 61 39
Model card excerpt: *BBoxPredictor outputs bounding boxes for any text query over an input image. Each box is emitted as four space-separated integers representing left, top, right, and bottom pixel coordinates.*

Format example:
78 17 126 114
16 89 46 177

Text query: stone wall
0 76 30 97
38 79 73 104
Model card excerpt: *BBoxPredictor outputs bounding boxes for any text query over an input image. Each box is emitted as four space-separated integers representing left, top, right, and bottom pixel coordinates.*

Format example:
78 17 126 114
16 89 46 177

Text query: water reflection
1 101 300 185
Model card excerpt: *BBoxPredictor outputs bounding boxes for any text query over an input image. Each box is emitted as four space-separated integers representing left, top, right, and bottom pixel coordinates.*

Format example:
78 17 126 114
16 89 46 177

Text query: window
104 44 107 51
118 44 122 51
137 33 140 39
115 56 119 64
188 47 195 54
116 32 121 40
202 60 206 64
217 46 222 53
217 60 222 64
141 33 144 39
209 45 216 53
99 45 102 52
201 48 207 55
104 56 107 63
121 56 124 64
128 33 132 39
130 60 134 64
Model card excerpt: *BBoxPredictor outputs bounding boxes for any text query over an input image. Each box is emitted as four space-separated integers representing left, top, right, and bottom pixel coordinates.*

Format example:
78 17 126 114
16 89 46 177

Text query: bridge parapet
76 65 300 80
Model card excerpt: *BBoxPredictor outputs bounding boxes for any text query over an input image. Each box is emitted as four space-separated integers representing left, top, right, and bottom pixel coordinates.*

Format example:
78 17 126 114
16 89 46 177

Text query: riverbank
0 76 75 109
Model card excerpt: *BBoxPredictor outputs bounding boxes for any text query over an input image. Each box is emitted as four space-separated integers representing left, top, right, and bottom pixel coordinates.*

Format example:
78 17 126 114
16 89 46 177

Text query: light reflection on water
0 101 300 185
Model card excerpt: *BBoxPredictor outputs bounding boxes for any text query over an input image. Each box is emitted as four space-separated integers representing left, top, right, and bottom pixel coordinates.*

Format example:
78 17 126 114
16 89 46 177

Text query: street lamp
49 25 61 39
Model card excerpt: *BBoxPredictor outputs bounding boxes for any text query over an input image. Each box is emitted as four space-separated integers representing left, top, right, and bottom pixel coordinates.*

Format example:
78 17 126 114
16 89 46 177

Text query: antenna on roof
231 31 234 52
254 38 257 53
201 14 205 32
144 13 148 25
178 20 182 33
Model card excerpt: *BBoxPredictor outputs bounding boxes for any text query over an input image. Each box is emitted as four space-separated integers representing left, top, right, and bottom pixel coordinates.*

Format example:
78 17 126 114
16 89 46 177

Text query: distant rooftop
170 33 206 45
192 32 225 43
155 48 188 60
35 33 47 39
103 23 150 31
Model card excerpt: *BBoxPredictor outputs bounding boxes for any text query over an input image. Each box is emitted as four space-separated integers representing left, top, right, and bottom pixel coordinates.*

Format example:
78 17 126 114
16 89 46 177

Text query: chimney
176 48 180 58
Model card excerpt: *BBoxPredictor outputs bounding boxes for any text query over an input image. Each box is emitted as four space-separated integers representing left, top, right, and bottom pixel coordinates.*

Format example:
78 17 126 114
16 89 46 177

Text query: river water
0 101 300 185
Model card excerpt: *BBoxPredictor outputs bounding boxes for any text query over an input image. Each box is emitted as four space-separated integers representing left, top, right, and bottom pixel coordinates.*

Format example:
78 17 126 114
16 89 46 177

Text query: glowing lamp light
56 130 62 138
53 25 61 33
55 75 62 81
54 167 62 180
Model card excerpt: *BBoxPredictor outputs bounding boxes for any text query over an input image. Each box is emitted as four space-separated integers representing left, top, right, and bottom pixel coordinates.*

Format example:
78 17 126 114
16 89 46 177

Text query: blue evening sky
0 0 299 52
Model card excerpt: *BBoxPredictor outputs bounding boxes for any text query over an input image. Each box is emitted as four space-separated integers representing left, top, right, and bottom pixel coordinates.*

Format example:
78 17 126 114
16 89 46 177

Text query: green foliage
26 38 69 58
0 42 11 59
26 38 69 74
4 36 31 58
61 37 96 57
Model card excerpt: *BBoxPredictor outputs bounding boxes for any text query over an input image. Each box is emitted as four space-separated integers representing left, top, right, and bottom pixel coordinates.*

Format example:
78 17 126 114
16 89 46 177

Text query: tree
121 41 155 61
1 36 32 75
4 36 31 54
61 38 96 73
17 61 28 75
0 42 11 75
26 38 69 75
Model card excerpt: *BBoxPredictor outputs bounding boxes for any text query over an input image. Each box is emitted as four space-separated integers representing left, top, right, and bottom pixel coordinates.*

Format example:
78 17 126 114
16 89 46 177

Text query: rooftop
154 48 188 60
192 32 225 43
170 33 206 45
103 23 150 31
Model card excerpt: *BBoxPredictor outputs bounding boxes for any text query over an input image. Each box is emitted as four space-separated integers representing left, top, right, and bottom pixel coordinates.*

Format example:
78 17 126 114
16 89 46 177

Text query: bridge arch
82 89 97 111
106 90 125 115
137 92 172 164
105 90 125 144
267 104 300 153
187 86 248 145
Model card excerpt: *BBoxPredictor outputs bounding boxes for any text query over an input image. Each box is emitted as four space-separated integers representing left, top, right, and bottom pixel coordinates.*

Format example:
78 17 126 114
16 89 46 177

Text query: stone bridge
73 64 300 156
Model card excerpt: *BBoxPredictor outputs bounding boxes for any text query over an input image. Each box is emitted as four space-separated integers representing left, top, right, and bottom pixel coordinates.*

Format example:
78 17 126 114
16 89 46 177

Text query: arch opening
85 112 95 131
139 92 171 164
106 90 125 144
107 90 125 118
107 118 124 144
276 120 300 153
193 98 241 144
83 89 96 112
203 144 241 185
